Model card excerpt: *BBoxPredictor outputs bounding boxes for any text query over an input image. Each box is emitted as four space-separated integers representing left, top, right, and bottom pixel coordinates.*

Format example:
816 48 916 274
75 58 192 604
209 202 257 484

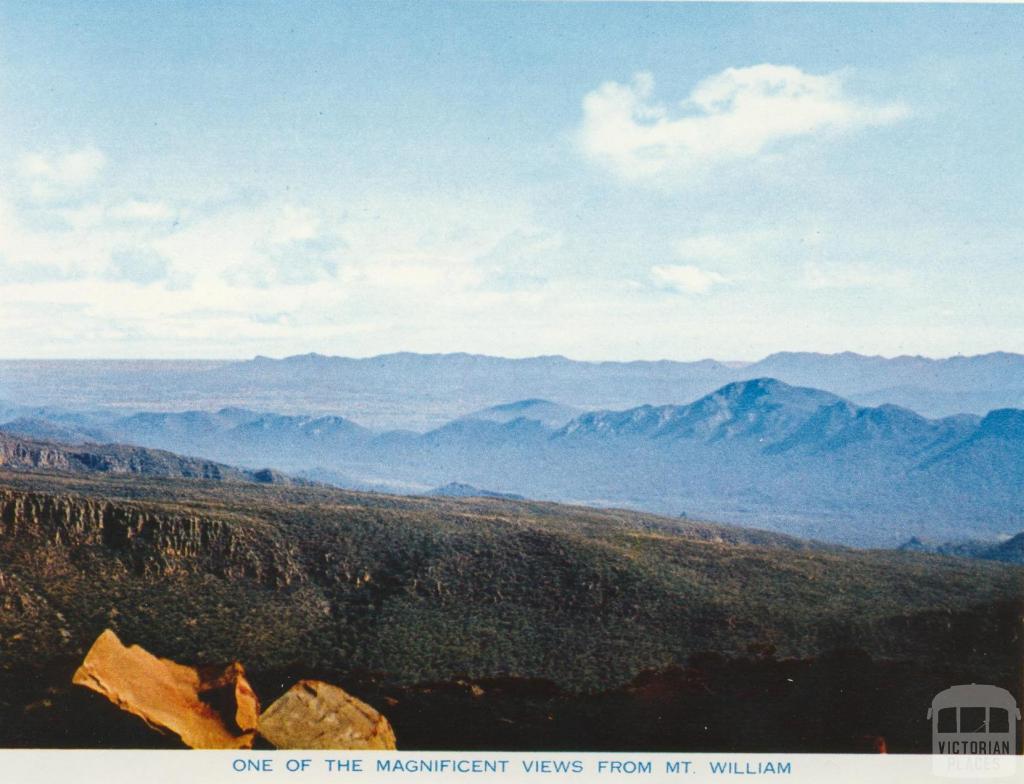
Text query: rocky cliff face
0 433 300 485
0 437 78 472
0 482 319 682
0 487 303 586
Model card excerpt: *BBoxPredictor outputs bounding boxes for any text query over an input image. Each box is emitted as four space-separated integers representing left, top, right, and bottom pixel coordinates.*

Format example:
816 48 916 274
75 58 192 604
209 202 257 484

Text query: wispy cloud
0 151 579 355
659 226 918 299
577 65 909 182
105 248 172 285
651 264 731 295
17 146 107 201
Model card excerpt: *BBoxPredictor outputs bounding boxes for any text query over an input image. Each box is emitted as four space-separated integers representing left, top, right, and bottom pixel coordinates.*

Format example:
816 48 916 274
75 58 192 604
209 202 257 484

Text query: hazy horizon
1 347 1023 364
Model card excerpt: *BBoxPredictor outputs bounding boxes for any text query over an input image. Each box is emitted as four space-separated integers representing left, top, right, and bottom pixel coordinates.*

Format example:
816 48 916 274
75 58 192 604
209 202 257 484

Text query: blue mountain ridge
2 377 1021 546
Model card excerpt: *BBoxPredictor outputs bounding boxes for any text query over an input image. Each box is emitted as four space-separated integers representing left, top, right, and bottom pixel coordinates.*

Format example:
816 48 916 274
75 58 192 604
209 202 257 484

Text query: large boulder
72 629 259 749
258 680 397 750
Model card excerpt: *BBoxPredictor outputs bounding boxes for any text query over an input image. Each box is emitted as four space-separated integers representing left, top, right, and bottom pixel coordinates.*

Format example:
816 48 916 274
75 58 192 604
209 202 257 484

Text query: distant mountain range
428 482 526 501
2 377 1022 546
899 533 1024 565
2 350 1024 429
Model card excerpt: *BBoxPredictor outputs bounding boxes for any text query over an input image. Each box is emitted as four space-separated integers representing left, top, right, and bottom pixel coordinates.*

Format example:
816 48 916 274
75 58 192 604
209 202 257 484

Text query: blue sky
0 1 1022 360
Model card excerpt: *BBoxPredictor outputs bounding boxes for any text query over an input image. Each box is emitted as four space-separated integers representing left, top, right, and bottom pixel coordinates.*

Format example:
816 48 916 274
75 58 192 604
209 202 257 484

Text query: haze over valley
2 351 1023 547
3 350 1024 429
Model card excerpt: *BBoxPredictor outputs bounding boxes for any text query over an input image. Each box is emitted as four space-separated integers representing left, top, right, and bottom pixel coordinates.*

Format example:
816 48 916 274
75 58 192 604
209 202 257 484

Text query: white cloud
0 192 115 280
269 205 320 244
651 263 730 295
666 228 913 294
0 151 577 356
578 65 909 181
17 147 107 201
6 147 924 361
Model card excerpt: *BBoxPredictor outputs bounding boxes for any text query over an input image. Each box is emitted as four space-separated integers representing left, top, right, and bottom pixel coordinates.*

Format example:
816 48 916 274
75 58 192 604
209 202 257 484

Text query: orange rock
258 679 397 750
72 629 259 749
196 660 260 735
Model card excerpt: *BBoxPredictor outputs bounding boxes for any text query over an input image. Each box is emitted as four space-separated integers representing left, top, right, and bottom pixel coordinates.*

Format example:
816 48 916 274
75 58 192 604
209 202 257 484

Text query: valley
4 374 1022 546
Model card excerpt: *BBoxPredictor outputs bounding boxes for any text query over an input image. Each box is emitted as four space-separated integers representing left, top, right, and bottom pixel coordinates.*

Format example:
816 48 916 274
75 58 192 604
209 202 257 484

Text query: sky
0 1 1022 361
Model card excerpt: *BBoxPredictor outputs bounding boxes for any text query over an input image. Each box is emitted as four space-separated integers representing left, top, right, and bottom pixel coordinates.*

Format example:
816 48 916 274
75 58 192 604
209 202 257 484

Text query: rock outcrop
258 680 397 750
0 432 303 486
72 629 259 749
70 632 396 750
0 487 303 587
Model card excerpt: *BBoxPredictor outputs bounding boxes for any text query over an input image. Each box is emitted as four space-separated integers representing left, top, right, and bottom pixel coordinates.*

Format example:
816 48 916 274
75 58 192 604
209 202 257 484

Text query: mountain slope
899 533 1024 565
459 399 581 429
429 482 526 500
346 379 1024 545
0 468 1020 750
0 417 104 444
0 433 302 485
4 379 1022 545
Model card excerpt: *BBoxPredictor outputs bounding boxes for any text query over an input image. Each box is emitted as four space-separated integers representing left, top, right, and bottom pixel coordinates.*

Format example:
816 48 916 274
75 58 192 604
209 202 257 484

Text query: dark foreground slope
0 469 1021 751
